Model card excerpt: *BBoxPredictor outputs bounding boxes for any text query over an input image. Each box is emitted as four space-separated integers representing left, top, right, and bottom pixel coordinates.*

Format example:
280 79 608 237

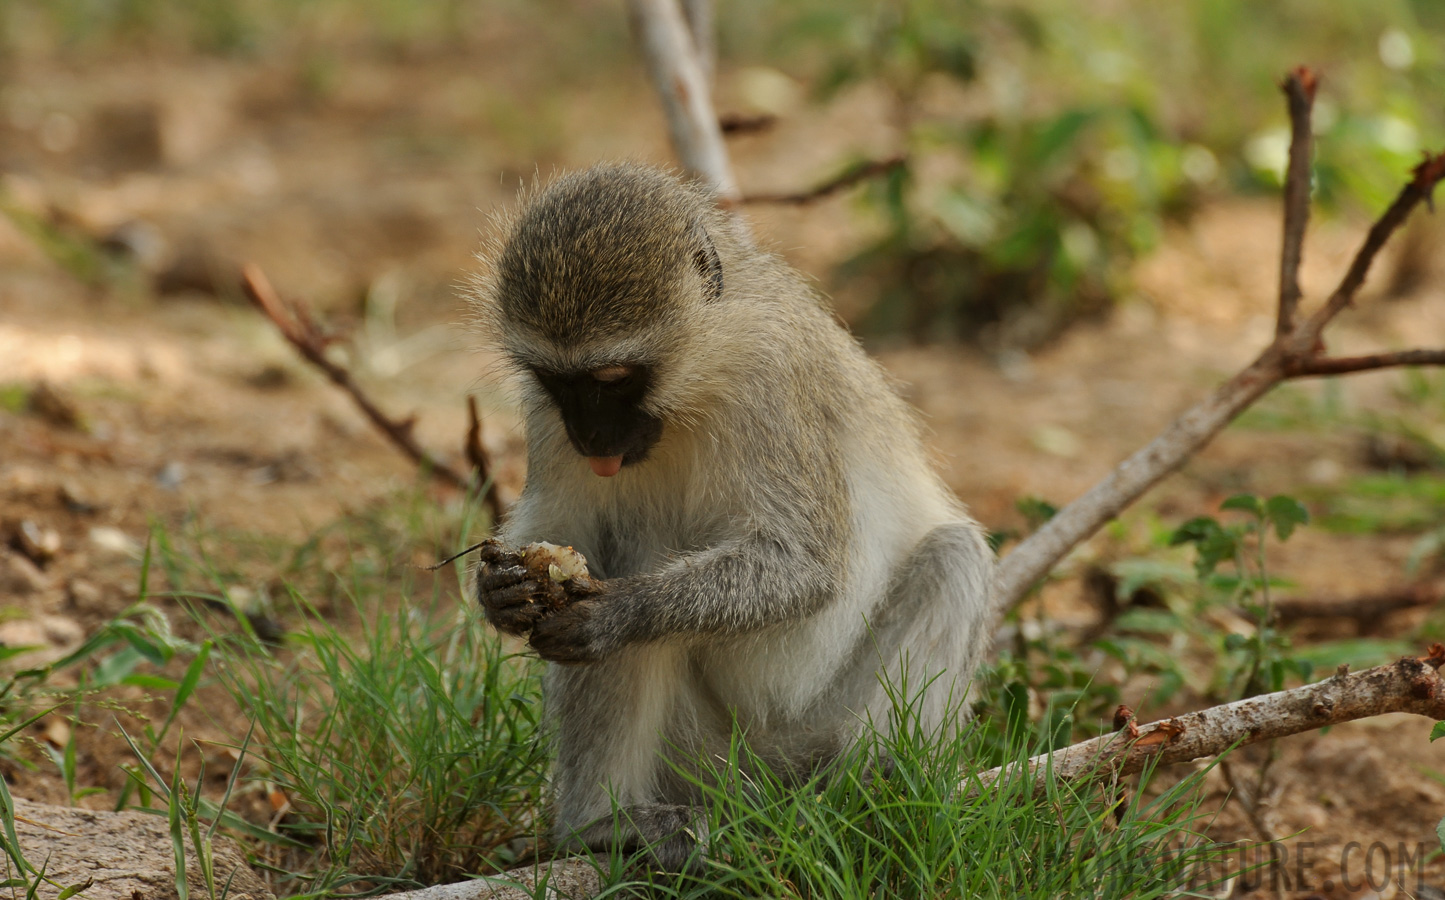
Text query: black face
532 364 663 466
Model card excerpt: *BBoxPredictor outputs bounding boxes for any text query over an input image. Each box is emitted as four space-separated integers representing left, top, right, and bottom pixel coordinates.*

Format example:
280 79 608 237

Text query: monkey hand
475 551 550 636
475 539 602 637
528 597 617 665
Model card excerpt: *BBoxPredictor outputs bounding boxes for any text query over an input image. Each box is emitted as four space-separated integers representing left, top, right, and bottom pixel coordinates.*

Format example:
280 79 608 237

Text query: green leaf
1437 815 1445 853
159 641 211 743
1170 517 1239 579
1220 494 1262 516
115 624 171 667
1027 108 1096 169
1431 721 1445 742
56 881 92 900
1264 495 1310 541
1015 496 1058 530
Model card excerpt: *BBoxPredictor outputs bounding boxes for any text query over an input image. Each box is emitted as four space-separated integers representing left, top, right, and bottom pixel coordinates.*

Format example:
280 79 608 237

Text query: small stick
1289 151 1445 352
1276 67 1317 338
742 156 908 206
467 395 505 525
1287 348 1445 377
719 112 778 135
240 264 471 492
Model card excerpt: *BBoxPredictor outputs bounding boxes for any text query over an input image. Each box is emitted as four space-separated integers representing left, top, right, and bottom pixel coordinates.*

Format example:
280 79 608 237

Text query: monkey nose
587 456 624 477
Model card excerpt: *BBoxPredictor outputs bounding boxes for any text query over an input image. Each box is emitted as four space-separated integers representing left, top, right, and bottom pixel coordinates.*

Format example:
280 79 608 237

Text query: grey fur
469 163 995 867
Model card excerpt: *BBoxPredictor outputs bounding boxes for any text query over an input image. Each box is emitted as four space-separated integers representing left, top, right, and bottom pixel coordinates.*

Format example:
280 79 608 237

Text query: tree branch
741 156 907 205
240 264 474 494
1286 348 1445 377
679 0 715 87
995 119 1445 609
1276 67 1316 338
626 0 739 200
968 649 1445 795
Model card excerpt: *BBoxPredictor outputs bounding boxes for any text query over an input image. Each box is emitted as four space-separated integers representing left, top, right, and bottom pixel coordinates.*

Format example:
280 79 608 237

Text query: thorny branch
968 648 1445 795
995 68 1445 611
241 264 501 516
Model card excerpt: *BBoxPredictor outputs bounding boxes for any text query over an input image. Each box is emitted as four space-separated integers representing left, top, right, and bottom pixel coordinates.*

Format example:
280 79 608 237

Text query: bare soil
0 37 1442 898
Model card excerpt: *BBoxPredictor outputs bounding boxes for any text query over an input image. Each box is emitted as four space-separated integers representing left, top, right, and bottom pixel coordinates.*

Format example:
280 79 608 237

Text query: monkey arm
528 526 843 665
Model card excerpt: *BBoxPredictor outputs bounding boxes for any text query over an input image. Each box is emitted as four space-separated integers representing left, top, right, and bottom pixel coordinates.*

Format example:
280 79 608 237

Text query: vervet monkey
470 163 993 870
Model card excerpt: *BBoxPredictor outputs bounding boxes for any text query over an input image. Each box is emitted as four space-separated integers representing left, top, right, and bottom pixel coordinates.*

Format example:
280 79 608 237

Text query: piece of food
477 539 597 611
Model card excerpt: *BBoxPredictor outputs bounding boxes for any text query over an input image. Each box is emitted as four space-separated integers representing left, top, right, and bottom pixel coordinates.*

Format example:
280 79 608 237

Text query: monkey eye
590 364 635 384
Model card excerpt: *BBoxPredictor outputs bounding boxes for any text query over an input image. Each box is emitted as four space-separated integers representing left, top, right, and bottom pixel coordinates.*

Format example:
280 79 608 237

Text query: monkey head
484 164 727 477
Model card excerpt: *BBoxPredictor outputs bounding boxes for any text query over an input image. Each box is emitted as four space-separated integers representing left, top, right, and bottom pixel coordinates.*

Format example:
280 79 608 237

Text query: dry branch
626 0 739 200
719 112 778 135
995 68 1445 611
1277 67 1317 338
742 156 908 205
241 264 486 499
968 650 1445 795
1261 581 1440 627
466 395 505 525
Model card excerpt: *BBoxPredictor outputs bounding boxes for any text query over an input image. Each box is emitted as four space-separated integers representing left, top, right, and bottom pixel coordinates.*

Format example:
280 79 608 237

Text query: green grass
529 692 1230 899
1306 472 1445 534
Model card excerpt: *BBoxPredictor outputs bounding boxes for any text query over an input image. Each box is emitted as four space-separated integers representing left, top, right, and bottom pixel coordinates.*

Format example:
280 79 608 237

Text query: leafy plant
1170 494 1311 698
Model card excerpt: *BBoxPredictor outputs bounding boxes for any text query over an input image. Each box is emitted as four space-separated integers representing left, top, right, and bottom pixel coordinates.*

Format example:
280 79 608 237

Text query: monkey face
530 363 664 475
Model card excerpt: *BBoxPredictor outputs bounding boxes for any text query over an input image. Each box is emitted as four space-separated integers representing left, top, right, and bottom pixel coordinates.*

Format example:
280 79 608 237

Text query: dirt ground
1 36 1443 898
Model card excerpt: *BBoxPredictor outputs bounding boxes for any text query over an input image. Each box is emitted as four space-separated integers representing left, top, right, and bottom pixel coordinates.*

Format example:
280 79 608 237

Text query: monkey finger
476 540 522 566
478 578 548 611
486 601 546 636
477 564 530 592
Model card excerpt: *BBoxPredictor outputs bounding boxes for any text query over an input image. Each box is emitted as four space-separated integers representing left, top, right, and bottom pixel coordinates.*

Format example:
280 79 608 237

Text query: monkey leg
547 645 708 872
848 521 995 739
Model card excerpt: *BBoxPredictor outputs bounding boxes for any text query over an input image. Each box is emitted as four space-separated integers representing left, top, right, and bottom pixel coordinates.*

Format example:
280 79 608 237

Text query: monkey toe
625 805 709 874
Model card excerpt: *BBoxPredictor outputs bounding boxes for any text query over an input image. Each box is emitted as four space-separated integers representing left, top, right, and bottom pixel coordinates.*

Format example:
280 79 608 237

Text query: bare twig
467 395 505 525
240 263 472 493
719 112 778 135
1276 67 1317 338
742 156 908 205
1288 151 1445 353
1259 581 1441 627
626 0 739 200
968 651 1445 795
996 139 1445 610
1286 348 1445 377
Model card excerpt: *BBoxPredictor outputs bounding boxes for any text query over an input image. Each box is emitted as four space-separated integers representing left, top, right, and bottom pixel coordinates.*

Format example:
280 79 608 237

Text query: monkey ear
691 226 724 303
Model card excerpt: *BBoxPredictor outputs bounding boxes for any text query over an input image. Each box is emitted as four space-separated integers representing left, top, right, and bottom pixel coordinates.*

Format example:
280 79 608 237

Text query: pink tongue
587 456 624 477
